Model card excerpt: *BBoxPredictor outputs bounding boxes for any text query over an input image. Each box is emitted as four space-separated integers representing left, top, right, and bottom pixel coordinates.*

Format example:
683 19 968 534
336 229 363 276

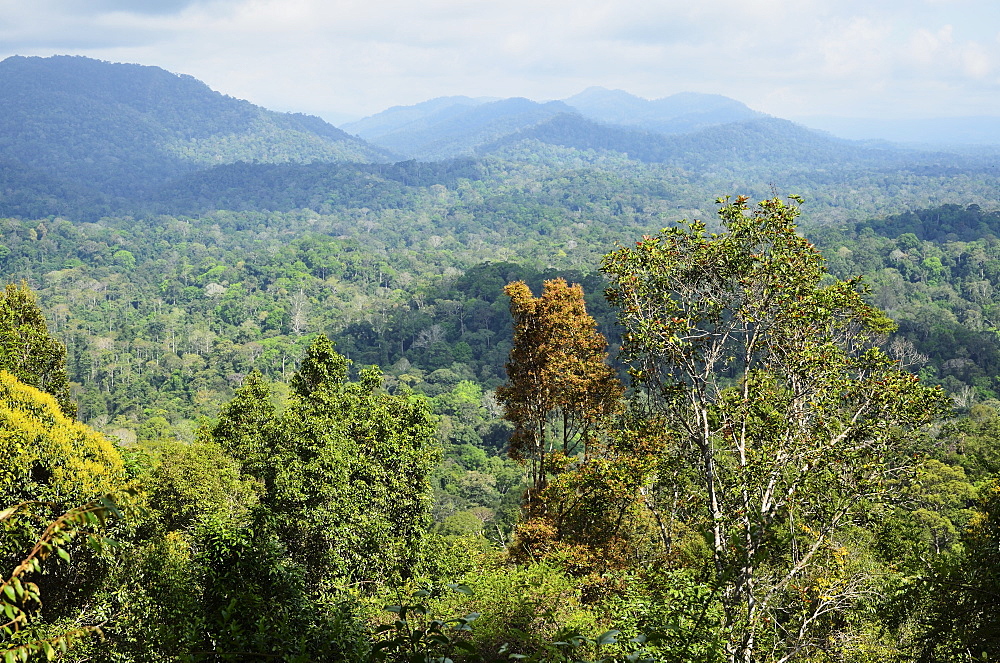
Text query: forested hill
342 86 989 170
479 114 951 169
5 55 1000 224
344 97 576 160
342 88 769 157
0 55 389 199
562 87 765 133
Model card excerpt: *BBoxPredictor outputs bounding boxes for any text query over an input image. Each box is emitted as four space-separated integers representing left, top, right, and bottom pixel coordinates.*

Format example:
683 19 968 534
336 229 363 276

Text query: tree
509 419 665 584
911 479 1000 661
146 440 261 532
602 196 949 663
0 370 129 564
208 335 439 588
0 372 131 660
207 369 280 488
289 332 348 399
0 282 75 417
496 279 623 514
497 280 662 585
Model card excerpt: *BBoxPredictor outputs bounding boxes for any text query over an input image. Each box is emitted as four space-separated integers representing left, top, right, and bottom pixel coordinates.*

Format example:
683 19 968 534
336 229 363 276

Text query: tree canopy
603 195 951 663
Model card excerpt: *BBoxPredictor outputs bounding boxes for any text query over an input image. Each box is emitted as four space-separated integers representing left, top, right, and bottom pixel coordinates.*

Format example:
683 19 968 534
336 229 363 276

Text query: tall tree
290 333 347 399
602 196 950 663
911 479 1000 661
497 278 623 514
207 369 279 488
0 282 75 417
905 410 1000 662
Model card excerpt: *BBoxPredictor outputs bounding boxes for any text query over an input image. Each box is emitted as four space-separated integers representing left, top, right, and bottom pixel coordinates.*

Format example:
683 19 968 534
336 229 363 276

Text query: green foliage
0 283 74 417
103 514 370 662
208 335 440 589
612 569 726 663
0 497 123 662
100 529 203 661
145 440 260 532
369 582 654 663
809 203 1000 402
191 516 358 661
370 586 481 663
289 333 348 399
207 370 280 483
603 195 951 662
910 480 1000 661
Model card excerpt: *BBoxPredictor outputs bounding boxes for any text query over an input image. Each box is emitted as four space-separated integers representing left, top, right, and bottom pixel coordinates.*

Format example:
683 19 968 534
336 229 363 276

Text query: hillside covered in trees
1 55 1000 662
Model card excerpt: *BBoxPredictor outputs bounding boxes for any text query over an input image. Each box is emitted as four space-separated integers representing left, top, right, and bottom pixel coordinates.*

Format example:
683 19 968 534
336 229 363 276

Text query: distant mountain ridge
562 87 765 133
342 87 769 159
344 97 575 160
0 55 389 197
3 54 999 223
343 96 497 140
477 113 955 172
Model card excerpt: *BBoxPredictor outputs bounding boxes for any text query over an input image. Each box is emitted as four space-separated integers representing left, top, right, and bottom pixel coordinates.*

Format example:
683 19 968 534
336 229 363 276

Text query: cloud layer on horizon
1 0 998 122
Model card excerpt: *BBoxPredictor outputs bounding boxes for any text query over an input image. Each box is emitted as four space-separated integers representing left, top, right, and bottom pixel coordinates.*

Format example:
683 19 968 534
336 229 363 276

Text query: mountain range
339 88 766 159
0 55 388 198
1 54 998 221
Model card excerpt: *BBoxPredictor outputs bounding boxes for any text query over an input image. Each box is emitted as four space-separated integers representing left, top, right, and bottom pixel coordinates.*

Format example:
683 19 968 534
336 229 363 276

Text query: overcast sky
2 0 999 124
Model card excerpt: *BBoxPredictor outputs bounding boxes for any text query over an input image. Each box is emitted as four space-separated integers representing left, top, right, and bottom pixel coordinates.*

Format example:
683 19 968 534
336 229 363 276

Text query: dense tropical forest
2 55 1000 662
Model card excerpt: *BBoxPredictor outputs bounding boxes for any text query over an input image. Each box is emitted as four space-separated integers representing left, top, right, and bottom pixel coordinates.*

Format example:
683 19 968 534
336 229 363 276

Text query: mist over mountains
340 88 767 159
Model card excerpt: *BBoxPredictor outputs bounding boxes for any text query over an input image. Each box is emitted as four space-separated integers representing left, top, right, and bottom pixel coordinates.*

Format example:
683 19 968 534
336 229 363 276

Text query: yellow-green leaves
0 371 127 509
0 283 75 418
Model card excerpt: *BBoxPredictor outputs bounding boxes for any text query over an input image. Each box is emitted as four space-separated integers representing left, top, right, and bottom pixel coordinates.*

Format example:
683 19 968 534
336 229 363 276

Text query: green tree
289 333 347 399
208 335 440 588
602 196 950 663
207 370 280 487
0 282 75 417
146 440 261 532
911 480 1000 661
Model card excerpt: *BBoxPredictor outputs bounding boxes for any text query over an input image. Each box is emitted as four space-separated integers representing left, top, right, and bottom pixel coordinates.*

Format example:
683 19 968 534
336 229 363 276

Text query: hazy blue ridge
356 98 577 159
0 55 391 198
563 86 766 133
341 96 496 139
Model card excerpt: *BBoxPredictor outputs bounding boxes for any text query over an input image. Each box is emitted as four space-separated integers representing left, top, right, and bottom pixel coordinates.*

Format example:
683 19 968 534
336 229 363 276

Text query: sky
2 0 999 125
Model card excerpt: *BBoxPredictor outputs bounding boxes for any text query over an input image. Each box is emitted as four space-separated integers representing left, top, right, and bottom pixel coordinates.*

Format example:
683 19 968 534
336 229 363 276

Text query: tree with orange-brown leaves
496 278 623 517
498 279 666 588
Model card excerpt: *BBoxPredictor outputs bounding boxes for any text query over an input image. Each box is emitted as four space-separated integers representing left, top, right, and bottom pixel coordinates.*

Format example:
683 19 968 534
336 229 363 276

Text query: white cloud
2 0 1000 119
819 17 895 78
904 24 996 81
